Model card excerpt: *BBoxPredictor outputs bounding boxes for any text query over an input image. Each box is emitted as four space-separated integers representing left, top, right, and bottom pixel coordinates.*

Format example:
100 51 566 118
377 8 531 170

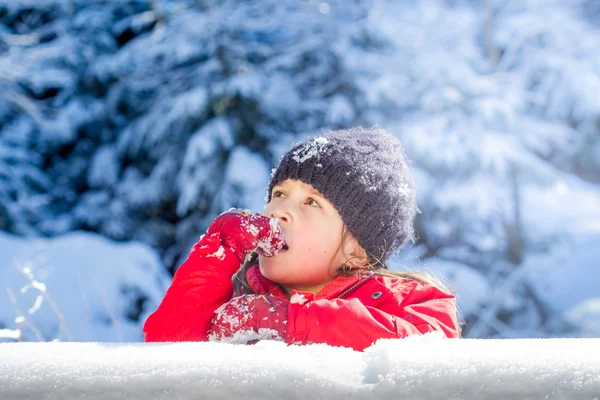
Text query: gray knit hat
267 126 418 265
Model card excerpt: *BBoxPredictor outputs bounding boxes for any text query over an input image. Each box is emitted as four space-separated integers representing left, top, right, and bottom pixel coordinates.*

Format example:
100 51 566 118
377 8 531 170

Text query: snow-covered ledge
1 335 599 399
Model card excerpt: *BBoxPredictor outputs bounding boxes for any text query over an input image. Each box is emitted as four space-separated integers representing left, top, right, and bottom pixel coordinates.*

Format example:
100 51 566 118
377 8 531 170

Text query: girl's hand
208 294 288 343
206 209 286 263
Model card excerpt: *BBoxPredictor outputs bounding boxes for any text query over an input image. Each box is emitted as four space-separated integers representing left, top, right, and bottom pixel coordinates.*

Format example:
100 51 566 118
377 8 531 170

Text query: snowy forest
1 0 600 343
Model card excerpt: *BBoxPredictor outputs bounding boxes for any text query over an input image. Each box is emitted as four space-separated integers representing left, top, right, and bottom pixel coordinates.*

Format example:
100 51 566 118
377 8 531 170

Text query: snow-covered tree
361 0 600 337
0 0 379 270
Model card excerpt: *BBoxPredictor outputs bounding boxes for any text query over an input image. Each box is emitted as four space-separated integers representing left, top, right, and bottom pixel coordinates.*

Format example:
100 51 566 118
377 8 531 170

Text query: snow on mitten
208 294 289 344
206 209 286 263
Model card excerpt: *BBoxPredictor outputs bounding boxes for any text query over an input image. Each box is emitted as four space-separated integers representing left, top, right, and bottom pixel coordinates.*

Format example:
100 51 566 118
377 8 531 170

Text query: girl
143 127 461 351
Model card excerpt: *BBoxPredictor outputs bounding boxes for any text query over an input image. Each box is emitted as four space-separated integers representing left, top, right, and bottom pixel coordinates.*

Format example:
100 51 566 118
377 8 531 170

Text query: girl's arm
143 210 285 342
285 283 460 351
143 233 242 342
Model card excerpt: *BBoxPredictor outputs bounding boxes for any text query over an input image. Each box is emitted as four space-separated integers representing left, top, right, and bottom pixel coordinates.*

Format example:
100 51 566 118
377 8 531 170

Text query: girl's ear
343 235 370 267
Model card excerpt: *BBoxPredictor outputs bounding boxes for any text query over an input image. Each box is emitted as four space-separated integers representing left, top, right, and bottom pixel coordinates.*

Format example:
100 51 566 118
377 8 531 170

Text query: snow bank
1 335 598 399
0 231 170 342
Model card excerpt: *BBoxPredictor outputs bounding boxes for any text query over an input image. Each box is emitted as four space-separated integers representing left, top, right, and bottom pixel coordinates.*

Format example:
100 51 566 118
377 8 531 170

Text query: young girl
143 126 461 351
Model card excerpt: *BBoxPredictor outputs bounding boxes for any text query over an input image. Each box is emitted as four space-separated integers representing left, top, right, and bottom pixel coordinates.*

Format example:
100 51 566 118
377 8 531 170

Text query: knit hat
267 126 418 265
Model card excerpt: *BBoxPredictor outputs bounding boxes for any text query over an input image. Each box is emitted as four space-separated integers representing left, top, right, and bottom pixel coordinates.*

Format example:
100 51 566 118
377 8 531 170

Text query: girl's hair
232 226 464 336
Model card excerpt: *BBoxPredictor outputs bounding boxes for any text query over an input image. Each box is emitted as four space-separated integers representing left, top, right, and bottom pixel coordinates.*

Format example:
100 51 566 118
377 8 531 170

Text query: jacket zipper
337 270 375 299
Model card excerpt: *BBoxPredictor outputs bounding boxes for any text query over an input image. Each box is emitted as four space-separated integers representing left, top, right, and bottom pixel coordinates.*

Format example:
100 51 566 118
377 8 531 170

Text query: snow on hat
267 126 418 265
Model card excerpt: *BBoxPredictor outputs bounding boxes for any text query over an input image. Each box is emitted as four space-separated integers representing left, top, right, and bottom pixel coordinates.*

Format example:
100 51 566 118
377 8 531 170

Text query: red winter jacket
143 233 460 351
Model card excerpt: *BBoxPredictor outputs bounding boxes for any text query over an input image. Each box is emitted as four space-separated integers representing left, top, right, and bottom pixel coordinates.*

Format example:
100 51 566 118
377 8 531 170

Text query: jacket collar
246 264 372 301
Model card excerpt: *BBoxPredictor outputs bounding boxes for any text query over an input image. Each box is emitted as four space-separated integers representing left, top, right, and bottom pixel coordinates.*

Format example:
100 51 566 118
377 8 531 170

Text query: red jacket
143 233 460 350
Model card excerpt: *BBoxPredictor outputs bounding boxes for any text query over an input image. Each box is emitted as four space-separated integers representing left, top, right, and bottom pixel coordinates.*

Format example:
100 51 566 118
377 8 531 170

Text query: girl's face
259 179 364 295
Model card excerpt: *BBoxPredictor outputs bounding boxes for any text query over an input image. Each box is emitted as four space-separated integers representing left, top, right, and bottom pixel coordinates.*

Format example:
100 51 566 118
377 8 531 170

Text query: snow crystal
290 293 308 305
244 223 260 237
212 297 251 329
206 246 226 261
269 217 279 230
256 218 286 257
291 137 329 163
243 251 256 266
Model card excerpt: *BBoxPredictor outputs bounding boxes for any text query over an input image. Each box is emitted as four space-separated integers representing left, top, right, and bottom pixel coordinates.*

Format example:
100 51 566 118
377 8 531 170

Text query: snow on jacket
143 233 460 351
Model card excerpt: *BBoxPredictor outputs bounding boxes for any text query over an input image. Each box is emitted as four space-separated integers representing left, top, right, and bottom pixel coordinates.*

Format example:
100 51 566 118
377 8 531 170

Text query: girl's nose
270 208 292 225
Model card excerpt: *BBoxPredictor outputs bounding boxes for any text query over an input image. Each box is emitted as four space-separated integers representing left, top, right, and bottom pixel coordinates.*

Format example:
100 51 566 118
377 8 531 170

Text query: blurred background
1 0 599 342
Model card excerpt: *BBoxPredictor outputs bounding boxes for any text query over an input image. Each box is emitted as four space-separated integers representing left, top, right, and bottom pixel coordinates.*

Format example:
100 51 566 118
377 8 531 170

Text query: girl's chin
258 255 278 270
258 257 285 279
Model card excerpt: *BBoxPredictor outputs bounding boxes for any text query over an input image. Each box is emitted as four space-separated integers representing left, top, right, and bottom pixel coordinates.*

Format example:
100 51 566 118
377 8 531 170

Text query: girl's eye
306 198 320 208
272 190 285 198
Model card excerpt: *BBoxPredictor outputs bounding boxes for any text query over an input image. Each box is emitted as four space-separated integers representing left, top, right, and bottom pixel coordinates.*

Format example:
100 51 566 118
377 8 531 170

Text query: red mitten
206 208 286 263
208 295 289 343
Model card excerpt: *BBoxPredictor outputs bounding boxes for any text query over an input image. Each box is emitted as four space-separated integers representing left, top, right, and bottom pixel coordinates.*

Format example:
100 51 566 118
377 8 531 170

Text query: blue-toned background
1 0 599 341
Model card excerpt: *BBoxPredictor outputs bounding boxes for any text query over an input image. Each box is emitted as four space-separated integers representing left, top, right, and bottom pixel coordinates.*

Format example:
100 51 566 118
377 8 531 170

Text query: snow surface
0 231 170 342
0 335 599 399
